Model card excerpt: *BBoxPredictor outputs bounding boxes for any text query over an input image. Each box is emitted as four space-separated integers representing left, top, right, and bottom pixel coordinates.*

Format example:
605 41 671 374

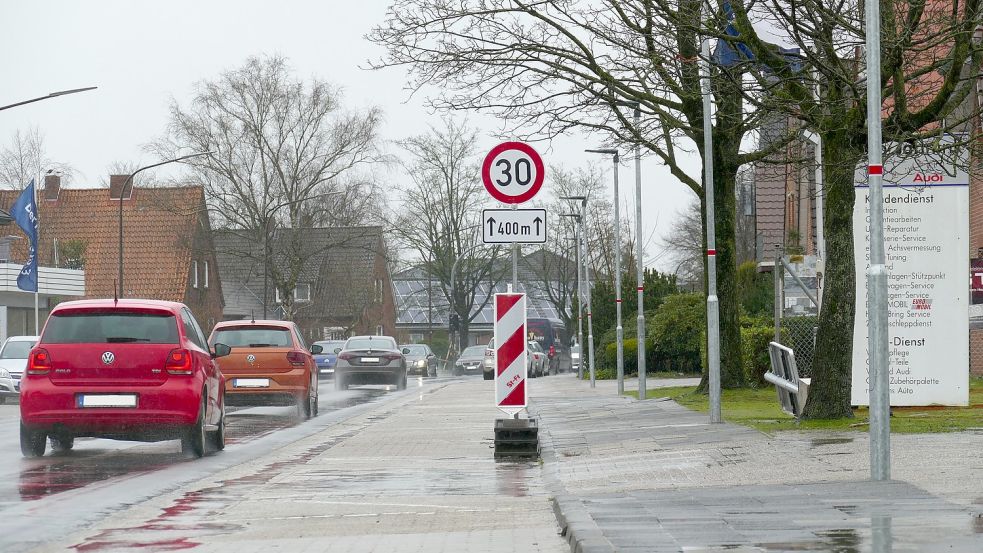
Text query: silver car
334 336 407 391
454 345 486 376
0 335 39 403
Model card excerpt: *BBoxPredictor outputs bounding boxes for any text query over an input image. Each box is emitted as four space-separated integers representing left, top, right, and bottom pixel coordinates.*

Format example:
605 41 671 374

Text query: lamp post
0 87 97 112
586 148 624 395
117 152 213 298
561 195 589 381
561 211 594 387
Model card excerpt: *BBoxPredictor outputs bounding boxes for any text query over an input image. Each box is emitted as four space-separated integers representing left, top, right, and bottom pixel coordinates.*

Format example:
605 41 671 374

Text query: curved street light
0 87 97 112
118 151 214 298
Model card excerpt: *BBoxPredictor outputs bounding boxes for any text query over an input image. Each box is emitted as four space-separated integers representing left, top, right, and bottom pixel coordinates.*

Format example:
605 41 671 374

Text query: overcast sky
0 0 699 272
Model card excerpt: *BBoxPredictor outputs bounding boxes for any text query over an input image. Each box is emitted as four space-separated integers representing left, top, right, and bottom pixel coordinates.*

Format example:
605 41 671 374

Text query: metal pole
576 218 585 380
613 155 624 395
634 106 647 399
33 182 39 333
0 87 97 112
701 37 722 424
774 245 783 343
512 205 519 291
865 0 891 481
586 256 595 388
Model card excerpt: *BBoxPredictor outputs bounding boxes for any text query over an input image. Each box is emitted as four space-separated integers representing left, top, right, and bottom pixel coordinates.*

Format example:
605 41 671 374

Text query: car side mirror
333 347 342 354
212 343 232 359
402 347 411 354
310 344 323 355
428 353 435 358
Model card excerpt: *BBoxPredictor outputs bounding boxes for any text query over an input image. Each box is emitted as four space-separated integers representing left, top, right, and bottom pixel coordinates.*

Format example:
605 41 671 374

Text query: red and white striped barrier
494 293 527 414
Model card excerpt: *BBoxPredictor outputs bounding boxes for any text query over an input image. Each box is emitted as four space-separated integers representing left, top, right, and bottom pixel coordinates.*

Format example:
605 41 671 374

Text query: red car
19 299 230 458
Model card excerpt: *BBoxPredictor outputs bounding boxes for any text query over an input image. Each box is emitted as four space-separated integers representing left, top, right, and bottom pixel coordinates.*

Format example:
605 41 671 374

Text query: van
526 318 571 374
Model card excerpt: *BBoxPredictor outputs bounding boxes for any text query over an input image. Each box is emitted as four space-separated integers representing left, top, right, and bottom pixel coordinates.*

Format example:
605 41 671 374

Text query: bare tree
725 0 983 417
0 127 74 189
391 118 506 352
100 161 158 187
154 55 386 320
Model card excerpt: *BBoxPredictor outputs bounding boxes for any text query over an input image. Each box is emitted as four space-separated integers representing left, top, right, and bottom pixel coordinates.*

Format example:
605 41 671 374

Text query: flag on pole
713 2 802 72
11 180 39 292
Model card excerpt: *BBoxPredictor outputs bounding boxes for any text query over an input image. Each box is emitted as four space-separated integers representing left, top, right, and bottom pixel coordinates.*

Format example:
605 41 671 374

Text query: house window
275 283 311 303
376 325 384 336
192 260 199 289
204 261 209 289
375 278 383 303
410 333 424 343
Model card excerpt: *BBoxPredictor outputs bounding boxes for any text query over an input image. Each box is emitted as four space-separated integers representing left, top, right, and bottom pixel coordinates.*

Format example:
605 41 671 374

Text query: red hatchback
19 299 230 458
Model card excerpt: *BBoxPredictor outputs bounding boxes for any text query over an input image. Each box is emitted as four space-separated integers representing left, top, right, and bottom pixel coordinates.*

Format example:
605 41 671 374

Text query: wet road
0 374 455 553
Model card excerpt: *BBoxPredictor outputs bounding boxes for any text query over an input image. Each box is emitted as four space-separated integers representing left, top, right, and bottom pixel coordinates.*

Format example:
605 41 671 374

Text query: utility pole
700 35 722 423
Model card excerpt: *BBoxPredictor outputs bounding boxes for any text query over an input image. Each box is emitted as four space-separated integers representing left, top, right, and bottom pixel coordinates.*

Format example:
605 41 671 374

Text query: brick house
0 175 225 332
214 226 396 341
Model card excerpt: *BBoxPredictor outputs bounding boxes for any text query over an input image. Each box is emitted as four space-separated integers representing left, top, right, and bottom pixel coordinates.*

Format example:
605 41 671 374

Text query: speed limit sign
481 142 545 204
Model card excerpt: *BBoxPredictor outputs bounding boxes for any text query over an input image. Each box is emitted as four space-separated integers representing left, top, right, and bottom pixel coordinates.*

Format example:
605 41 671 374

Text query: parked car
19 299 229 458
527 340 548 378
334 336 406 391
0 335 37 402
454 345 487 376
571 344 582 373
528 318 572 373
482 338 495 380
401 344 438 377
209 320 320 419
311 339 346 380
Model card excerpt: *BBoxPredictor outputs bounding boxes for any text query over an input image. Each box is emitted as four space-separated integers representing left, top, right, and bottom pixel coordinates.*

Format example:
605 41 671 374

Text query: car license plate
234 378 270 388
361 357 380 363
78 394 137 408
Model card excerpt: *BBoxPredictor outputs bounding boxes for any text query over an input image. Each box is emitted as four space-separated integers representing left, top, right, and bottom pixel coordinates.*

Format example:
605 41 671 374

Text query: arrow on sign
487 217 497 236
533 216 542 235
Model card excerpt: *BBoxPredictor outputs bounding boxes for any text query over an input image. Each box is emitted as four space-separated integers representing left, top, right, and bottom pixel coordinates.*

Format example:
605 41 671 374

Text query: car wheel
49 435 74 452
0 397 5 404
20 422 46 458
483 371 493 381
335 374 348 391
396 372 407 390
301 383 315 420
182 395 207 458
211 400 226 451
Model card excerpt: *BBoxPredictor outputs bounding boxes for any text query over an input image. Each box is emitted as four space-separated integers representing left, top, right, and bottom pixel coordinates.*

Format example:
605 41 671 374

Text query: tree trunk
802 133 859 419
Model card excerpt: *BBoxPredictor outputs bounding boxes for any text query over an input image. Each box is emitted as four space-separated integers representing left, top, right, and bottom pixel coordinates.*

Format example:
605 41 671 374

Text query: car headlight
416 360 426 368
0 368 9 379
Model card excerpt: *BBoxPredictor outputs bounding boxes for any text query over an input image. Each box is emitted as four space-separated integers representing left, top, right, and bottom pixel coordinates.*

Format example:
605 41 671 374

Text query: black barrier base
494 418 540 460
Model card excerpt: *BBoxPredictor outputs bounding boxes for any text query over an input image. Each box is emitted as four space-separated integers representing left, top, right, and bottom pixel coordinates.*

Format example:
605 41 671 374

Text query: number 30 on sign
481 142 545 205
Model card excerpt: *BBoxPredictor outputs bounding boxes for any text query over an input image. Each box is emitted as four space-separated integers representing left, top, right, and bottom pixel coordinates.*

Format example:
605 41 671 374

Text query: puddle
759 528 862 552
810 437 855 447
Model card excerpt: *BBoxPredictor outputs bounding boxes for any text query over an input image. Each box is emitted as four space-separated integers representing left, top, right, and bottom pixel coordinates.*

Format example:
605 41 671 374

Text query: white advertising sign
852 140 969 406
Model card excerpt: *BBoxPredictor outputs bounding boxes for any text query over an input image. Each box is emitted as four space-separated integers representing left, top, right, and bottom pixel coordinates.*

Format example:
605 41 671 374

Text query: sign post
494 293 527 417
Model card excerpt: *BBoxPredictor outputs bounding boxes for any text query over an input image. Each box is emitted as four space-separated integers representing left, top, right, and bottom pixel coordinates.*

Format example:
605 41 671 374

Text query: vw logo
246 354 256 364
101 352 115 365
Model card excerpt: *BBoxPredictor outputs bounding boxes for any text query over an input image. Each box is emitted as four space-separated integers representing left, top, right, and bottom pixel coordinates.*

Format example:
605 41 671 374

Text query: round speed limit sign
481 142 545 204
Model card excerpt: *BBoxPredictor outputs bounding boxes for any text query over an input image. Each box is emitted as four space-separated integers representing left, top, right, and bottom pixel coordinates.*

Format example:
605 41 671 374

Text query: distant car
571 344 582 373
454 345 486 376
482 338 495 380
208 320 320 419
19 299 228 458
527 340 548 378
312 340 346 380
334 335 406 391
528 318 572 373
0 335 39 402
401 344 437 377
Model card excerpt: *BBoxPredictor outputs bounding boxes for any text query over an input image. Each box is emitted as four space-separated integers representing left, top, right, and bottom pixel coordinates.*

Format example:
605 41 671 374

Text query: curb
528 401 615 553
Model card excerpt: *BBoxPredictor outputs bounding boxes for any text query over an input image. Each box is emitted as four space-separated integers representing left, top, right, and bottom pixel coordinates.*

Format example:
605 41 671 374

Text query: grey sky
0 0 698 272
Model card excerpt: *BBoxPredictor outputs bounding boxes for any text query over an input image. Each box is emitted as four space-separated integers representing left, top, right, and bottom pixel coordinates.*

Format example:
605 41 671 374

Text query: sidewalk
529 374 983 553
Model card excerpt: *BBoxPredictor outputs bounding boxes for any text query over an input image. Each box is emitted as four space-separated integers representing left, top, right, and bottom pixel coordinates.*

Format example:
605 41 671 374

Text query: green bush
737 261 774 318
741 323 775 386
650 293 705 373
603 338 639 374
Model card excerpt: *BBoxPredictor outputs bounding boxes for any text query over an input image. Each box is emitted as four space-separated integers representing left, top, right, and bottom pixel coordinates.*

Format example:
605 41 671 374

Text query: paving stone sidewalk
528 375 983 553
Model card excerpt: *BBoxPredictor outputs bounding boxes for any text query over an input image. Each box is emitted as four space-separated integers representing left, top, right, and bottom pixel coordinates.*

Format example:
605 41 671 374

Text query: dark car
334 336 407 391
528 318 572 374
454 345 486 376
19 299 230 458
311 340 346 380
401 344 437 377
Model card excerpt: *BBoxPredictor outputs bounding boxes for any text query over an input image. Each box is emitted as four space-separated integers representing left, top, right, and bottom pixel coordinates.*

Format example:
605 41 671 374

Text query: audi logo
101 352 115 365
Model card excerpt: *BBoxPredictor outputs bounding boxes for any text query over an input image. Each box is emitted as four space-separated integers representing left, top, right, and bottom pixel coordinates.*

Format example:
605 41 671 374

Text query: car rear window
211 326 293 348
1 340 37 359
402 345 428 354
314 341 346 352
43 312 179 344
345 338 395 351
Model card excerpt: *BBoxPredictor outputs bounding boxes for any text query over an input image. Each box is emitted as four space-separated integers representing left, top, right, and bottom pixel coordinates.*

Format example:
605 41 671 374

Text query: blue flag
714 2 802 72
10 180 39 292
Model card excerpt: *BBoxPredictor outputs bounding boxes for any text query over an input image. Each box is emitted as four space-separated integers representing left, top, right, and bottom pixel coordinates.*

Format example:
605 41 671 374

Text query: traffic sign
494 293 527 415
481 142 545 204
482 209 547 244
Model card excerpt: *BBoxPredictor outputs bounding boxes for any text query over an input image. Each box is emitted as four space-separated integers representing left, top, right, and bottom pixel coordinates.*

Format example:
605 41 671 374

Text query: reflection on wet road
5 387 387 503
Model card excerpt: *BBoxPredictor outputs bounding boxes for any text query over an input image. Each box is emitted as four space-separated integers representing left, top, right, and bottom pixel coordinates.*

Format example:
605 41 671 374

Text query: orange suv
208 320 320 418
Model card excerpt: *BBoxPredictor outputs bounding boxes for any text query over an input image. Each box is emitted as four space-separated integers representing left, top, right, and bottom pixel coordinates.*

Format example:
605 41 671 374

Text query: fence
774 250 819 378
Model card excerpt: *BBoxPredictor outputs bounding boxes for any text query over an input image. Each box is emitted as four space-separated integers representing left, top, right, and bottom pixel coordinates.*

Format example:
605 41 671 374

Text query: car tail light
384 353 402 361
27 348 51 375
287 351 306 366
166 349 193 375
338 352 355 361
549 344 556 358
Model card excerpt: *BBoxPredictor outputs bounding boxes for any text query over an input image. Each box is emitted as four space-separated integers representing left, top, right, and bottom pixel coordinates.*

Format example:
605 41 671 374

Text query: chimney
109 174 133 200
43 173 61 201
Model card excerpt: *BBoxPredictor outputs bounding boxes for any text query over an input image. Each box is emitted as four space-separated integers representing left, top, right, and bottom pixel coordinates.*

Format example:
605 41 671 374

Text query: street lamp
561 211 595 387
561 195 588 381
0 87 97 112
586 148 625 395
117 151 213 298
